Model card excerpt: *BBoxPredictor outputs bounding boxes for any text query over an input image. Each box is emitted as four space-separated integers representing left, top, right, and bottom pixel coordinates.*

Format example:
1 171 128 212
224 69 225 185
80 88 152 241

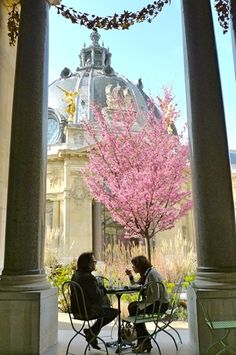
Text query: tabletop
106 285 141 295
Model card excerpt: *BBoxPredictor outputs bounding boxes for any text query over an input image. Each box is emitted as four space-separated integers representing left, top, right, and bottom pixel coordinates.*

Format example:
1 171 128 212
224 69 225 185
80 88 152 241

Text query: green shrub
47 260 76 312
176 306 188 321
164 274 195 321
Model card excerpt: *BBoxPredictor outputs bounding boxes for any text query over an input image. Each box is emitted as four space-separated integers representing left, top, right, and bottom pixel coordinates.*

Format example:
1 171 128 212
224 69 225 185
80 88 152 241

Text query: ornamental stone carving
47 170 62 189
105 83 133 110
68 175 90 203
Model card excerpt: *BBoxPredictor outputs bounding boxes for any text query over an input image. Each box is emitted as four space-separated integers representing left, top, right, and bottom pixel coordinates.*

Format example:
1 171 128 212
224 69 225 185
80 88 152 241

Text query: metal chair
95 275 118 339
197 295 236 355
155 279 183 351
62 280 109 355
122 281 166 355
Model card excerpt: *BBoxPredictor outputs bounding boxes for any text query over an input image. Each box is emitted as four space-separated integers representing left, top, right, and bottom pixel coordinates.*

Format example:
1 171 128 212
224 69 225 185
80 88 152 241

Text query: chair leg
110 317 118 339
207 339 228 354
207 341 223 355
97 336 109 355
216 329 232 355
158 328 178 351
150 336 162 355
66 332 80 355
168 324 183 344
216 345 231 355
206 329 231 355
83 343 90 355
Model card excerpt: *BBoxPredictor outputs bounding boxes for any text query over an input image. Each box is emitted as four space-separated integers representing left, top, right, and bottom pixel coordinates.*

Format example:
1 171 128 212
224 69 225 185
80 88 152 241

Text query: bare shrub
45 227 63 268
102 230 196 284
153 230 196 282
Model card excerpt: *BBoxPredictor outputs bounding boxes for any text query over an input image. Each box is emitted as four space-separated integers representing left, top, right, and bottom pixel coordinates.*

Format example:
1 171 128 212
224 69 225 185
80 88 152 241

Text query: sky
48 0 236 150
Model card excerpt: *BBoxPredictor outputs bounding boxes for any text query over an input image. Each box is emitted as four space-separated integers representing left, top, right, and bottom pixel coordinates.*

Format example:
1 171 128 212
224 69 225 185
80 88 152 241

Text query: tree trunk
146 238 152 263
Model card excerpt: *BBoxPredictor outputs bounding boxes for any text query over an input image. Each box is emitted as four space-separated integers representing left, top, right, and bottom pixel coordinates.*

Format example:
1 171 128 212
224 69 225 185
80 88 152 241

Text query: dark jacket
71 270 109 318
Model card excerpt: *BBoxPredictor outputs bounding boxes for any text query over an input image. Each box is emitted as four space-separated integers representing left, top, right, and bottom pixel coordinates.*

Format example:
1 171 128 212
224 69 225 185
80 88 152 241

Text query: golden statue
57 85 80 123
167 123 173 134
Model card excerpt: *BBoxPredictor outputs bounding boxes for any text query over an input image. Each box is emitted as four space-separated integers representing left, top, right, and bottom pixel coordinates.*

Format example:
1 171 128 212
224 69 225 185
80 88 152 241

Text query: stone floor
49 312 195 355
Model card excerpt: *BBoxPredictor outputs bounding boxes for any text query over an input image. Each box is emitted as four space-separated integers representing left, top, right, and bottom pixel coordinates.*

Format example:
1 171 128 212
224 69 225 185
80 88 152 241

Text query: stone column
92 201 103 260
182 0 236 285
0 0 50 289
0 1 57 354
182 1 236 353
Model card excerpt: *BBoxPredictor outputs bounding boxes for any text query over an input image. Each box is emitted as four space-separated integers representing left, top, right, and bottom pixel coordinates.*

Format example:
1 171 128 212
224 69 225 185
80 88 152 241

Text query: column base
188 280 236 355
0 273 51 291
0 287 58 355
194 271 236 289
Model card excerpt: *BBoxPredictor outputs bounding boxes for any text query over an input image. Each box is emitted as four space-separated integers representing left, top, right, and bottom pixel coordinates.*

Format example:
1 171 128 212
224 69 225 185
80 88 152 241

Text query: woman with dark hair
71 252 118 350
125 255 169 353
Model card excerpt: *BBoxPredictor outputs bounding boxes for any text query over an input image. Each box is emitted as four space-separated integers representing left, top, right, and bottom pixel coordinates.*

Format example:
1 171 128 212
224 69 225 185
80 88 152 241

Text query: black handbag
121 323 137 342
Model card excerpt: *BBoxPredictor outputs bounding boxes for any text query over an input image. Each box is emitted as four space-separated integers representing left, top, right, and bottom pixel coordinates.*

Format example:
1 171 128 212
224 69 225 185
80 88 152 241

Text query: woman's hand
125 268 132 276
126 268 134 283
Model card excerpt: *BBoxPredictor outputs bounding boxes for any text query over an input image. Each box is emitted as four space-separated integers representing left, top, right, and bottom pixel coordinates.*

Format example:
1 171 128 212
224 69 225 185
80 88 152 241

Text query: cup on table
117 278 122 288
108 278 114 289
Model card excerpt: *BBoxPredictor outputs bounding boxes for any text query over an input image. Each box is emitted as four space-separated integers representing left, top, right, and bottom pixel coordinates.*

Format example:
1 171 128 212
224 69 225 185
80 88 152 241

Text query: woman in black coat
71 252 118 349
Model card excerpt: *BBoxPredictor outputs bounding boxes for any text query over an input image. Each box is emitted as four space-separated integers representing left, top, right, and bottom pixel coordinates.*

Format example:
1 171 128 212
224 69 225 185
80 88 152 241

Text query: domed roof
48 31 156 145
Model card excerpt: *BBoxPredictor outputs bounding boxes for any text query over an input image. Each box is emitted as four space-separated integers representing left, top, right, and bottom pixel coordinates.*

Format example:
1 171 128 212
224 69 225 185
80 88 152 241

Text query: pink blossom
82 88 192 260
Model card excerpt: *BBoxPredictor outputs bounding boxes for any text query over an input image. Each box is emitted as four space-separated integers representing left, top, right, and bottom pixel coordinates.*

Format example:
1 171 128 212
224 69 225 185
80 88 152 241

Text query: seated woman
71 252 118 350
125 255 169 353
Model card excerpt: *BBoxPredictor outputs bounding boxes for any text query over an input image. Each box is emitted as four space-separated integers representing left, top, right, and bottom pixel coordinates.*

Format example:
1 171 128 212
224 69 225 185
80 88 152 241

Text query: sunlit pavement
52 312 195 355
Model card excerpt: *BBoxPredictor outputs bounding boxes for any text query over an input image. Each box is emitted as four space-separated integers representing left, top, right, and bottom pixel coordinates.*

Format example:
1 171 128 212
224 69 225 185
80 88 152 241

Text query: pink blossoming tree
82 88 192 261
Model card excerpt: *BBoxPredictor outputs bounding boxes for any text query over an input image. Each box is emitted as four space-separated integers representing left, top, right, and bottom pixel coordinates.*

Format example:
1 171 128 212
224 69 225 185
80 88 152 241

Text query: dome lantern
79 30 111 70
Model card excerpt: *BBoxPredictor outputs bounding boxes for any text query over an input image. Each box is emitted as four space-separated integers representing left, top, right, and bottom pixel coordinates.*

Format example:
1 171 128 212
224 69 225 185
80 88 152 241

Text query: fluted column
0 0 50 290
182 0 236 287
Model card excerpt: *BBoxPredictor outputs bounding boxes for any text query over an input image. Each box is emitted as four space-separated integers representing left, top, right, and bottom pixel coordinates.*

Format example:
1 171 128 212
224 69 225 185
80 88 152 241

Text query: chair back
161 279 183 323
62 280 90 321
134 281 166 321
170 279 183 315
62 281 110 355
